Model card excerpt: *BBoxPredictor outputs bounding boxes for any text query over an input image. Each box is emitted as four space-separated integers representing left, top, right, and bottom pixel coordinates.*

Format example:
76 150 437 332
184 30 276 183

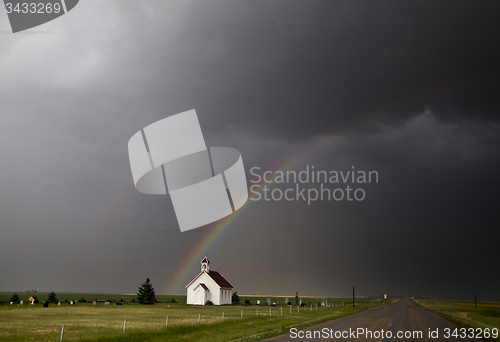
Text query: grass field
412 299 500 342
0 292 394 341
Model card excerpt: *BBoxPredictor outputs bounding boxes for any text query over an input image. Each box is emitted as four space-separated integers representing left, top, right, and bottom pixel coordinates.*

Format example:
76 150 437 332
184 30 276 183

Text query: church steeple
201 256 210 272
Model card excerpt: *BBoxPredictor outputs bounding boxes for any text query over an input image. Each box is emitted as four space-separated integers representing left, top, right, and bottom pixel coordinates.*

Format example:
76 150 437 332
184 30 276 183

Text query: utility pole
475 294 477 309
353 286 355 307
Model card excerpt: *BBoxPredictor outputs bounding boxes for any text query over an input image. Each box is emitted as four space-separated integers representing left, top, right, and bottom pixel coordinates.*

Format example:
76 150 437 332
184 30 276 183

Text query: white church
185 257 233 305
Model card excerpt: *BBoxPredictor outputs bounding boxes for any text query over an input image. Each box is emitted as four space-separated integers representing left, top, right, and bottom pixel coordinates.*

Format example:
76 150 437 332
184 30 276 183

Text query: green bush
47 292 59 304
205 300 214 305
9 293 20 304
232 292 241 304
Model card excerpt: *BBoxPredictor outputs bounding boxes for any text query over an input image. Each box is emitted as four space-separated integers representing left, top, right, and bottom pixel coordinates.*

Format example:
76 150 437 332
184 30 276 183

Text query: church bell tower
201 256 210 272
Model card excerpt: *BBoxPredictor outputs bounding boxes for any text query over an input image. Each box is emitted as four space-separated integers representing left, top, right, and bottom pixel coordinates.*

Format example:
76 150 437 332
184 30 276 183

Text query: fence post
290 305 292 314
166 316 168 328
222 312 224 322
123 320 126 333
297 305 299 313
198 314 200 323
60 324 65 342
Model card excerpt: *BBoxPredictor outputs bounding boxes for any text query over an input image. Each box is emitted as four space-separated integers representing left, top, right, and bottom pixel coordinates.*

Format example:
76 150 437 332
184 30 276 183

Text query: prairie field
412 299 500 341
0 293 392 341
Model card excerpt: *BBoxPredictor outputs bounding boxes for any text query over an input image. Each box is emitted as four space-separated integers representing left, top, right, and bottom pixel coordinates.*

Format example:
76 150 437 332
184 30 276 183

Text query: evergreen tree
9 293 20 304
137 278 156 304
47 291 58 303
232 292 241 304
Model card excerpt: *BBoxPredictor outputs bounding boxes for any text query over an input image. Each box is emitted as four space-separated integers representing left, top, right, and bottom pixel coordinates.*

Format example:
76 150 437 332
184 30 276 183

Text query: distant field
0 292 369 305
412 299 500 342
0 292 394 341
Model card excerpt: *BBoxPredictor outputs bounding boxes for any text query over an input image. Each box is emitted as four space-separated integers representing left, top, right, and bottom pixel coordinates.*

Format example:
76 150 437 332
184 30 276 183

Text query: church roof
201 256 210 263
207 271 233 288
197 283 209 291
185 270 233 289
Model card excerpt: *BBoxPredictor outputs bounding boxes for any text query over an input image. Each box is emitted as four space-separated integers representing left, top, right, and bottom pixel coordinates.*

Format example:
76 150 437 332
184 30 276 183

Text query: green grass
0 293 395 341
412 299 500 342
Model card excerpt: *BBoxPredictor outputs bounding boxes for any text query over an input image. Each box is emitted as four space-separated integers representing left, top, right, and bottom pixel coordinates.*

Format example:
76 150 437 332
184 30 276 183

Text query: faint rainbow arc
164 67 500 293
164 118 366 294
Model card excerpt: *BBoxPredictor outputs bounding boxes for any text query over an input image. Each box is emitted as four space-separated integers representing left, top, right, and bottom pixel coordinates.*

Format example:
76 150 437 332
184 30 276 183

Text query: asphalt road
262 298 480 341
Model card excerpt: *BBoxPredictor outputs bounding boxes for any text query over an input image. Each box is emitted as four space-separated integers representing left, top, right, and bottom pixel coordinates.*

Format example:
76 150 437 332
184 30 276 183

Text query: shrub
9 293 20 304
205 300 214 305
232 292 241 304
79 297 87 303
47 292 59 304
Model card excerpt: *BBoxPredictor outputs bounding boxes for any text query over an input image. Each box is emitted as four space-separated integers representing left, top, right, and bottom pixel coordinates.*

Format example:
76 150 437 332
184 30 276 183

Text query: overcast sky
0 1 499 301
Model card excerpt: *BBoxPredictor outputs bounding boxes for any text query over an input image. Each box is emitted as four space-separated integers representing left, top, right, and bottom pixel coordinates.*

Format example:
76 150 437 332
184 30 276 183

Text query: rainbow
164 118 370 294
164 67 500 293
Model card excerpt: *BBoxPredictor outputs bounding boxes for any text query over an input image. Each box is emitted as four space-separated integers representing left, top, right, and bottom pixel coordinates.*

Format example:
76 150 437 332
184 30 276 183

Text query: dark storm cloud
122 0 500 139
213 111 500 299
0 1 499 300
4 1 499 138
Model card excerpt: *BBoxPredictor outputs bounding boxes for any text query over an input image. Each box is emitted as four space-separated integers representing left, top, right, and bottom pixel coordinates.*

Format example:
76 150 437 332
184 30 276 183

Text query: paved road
263 298 480 341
